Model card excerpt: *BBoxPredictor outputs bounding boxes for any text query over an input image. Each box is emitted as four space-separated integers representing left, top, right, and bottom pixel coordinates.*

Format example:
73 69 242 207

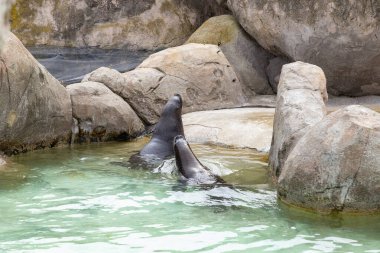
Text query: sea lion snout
169 94 182 108
174 135 186 145
173 94 182 103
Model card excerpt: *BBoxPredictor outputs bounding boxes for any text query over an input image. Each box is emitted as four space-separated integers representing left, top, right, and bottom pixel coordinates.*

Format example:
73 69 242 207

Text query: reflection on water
0 139 379 252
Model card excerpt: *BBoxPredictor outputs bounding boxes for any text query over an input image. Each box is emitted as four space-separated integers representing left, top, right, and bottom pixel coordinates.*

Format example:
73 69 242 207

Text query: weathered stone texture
278 105 380 213
269 61 327 178
228 0 380 96
186 15 274 95
10 0 229 50
67 81 145 143
0 32 72 155
84 44 246 125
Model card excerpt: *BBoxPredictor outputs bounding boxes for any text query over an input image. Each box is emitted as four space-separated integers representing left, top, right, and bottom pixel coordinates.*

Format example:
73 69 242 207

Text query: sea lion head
153 94 184 141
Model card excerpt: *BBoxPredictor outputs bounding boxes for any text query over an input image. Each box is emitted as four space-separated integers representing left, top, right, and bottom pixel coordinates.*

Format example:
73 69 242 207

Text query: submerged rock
10 0 228 50
278 105 380 213
84 44 246 125
183 108 274 152
186 15 274 95
269 61 327 178
228 0 380 96
0 32 72 155
67 81 144 143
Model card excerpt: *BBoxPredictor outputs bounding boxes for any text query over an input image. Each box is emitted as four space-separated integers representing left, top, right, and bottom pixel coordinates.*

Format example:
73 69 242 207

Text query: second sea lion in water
174 135 225 185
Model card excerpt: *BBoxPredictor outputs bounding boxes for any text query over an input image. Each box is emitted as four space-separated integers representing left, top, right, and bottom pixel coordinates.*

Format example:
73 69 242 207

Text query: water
28 47 153 85
0 138 379 252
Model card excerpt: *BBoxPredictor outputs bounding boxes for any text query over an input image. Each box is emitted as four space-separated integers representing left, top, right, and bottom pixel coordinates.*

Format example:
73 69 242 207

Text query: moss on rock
186 15 238 45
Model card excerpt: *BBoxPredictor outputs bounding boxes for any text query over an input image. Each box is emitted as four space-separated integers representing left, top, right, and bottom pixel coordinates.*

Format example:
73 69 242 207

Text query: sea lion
174 135 225 185
129 94 184 167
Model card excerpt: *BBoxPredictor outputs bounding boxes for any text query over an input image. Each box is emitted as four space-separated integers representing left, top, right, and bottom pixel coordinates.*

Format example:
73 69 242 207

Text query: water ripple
0 140 378 253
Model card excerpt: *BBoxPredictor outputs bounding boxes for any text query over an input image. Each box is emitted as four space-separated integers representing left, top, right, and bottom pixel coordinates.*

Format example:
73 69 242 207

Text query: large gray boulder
278 105 380 213
67 81 144 143
10 0 228 50
227 0 380 96
0 32 72 155
83 67 164 125
186 15 274 95
269 61 327 178
84 43 246 125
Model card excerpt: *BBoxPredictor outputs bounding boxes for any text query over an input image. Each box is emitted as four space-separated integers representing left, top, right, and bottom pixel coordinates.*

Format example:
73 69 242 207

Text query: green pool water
0 138 379 253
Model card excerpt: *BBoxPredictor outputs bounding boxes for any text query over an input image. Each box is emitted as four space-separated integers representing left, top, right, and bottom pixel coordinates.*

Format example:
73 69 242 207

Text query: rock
0 157 6 167
278 105 380 213
266 57 290 93
227 0 380 96
0 0 12 48
269 61 327 178
328 96 380 113
66 81 145 143
183 108 274 152
0 32 72 155
82 67 165 125
84 44 246 125
82 66 124 84
245 95 276 108
10 0 229 50
186 15 274 95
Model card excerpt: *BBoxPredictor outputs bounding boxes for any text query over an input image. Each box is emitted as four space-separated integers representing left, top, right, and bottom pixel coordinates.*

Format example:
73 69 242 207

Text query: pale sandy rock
85 44 246 125
0 0 12 48
183 108 274 152
67 81 144 143
327 96 380 113
278 105 380 213
0 31 72 155
269 61 327 178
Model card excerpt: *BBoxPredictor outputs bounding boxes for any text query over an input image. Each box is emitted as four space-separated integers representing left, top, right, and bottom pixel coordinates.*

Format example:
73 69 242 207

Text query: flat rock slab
328 96 380 113
244 95 276 108
183 108 274 152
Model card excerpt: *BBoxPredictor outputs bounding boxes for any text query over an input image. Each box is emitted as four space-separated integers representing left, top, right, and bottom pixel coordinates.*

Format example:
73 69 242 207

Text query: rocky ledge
278 105 380 213
270 61 380 214
83 43 246 125
228 0 380 96
183 108 274 152
0 31 72 155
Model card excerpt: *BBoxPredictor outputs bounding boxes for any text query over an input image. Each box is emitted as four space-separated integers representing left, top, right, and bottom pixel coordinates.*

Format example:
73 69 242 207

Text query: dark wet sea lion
174 135 225 185
128 94 184 168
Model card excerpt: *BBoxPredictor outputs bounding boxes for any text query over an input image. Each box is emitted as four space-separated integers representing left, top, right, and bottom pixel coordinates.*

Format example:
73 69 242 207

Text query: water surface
28 47 152 85
0 139 379 252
